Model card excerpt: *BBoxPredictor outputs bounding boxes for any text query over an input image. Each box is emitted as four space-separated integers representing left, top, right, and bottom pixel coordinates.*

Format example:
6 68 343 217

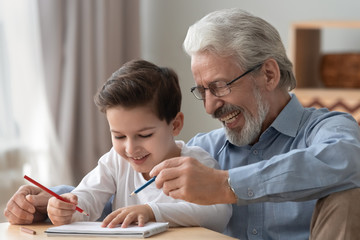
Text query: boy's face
106 105 180 180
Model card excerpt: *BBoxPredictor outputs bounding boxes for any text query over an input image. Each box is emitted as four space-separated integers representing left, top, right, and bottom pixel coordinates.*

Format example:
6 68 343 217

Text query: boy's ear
172 112 184 136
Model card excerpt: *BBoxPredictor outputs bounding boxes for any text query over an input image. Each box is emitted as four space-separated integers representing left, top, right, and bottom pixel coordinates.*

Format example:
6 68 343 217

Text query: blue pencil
130 176 157 196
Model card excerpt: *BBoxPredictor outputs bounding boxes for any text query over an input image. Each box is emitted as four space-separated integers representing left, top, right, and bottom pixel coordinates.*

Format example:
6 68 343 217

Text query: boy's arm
147 201 232 233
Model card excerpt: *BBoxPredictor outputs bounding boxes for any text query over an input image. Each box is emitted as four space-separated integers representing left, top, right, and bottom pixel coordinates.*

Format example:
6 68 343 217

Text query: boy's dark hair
94 59 181 124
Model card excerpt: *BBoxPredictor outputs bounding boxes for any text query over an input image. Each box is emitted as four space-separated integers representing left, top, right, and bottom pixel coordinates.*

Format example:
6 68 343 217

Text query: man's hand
150 157 237 205
3 185 52 224
101 205 155 228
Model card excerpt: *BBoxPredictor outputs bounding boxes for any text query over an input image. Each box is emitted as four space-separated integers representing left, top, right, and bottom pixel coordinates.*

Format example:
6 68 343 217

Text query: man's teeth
219 111 240 123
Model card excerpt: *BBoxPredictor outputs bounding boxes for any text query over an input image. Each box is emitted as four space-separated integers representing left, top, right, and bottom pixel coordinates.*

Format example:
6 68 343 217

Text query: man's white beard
224 88 269 146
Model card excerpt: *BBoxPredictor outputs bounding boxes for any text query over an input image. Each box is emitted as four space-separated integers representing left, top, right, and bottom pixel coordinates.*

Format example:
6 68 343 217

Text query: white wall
140 0 360 142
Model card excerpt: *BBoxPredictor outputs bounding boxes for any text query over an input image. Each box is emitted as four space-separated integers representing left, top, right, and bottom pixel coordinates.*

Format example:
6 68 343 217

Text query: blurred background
1 0 360 222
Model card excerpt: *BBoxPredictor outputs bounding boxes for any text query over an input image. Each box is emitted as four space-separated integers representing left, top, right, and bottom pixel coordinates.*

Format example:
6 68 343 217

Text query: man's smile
219 110 241 125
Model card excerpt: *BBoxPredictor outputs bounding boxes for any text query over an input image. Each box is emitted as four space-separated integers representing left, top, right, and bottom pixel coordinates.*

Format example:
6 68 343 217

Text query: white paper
45 221 169 238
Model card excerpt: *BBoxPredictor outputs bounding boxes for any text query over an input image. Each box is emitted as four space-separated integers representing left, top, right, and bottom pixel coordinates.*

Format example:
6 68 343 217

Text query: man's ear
262 58 281 91
172 112 184 136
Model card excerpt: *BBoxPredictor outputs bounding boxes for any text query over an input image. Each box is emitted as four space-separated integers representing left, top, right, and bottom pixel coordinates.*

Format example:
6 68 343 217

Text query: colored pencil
24 175 89 216
20 226 36 235
130 176 157 196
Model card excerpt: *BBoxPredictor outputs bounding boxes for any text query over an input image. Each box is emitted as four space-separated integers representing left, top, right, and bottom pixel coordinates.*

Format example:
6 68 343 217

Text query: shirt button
253 150 258 155
248 189 254 197
252 228 258 235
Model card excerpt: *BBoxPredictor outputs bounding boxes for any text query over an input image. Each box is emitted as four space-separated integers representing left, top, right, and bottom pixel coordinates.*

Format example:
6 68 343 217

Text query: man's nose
204 91 224 115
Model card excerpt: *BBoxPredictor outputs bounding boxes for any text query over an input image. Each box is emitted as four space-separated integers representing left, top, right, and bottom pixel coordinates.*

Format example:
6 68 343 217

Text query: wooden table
0 222 236 240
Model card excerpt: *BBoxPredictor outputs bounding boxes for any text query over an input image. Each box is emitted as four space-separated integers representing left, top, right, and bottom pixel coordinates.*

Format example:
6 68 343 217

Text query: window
0 0 18 148
0 1 64 220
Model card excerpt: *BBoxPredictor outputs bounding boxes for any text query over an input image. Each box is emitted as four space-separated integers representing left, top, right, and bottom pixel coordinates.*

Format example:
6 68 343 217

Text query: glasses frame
190 63 263 100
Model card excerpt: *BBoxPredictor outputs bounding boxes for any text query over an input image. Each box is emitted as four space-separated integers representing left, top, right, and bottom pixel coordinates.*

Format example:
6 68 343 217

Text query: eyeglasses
190 64 262 100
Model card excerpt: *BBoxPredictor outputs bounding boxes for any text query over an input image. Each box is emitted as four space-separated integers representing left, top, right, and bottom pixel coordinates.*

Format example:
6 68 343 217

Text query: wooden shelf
290 21 360 124
290 21 360 88
292 21 360 30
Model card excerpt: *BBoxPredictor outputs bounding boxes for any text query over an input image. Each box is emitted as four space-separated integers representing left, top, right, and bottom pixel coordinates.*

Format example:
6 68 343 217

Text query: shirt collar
270 93 304 138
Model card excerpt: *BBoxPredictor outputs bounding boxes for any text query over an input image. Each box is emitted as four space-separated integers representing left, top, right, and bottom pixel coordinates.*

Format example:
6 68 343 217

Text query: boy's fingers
61 193 78 205
137 215 146 227
101 218 110 227
102 212 116 227
121 214 135 228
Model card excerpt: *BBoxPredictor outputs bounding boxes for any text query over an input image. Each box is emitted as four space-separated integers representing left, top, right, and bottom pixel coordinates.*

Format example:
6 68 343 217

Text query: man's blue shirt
187 94 360 240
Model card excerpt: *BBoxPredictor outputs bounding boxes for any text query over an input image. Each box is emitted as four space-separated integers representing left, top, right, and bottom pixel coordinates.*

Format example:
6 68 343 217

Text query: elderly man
151 8 360 240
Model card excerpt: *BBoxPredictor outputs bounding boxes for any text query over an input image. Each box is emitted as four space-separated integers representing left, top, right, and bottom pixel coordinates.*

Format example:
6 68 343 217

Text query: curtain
37 0 140 184
0 0 69 218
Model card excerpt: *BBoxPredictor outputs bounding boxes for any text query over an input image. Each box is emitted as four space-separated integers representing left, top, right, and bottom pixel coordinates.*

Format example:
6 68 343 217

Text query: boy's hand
47 193 78 225
101 204 155 228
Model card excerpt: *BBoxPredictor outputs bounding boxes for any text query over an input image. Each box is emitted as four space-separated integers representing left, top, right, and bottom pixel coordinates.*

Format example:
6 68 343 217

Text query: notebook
45 221 169 238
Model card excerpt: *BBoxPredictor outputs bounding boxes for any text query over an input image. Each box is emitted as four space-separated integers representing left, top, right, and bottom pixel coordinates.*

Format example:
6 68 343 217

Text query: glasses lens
209 81 230 97
191 87 205 100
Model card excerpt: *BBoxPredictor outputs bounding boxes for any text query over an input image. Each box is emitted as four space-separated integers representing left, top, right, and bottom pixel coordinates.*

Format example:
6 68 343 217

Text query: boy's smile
106 104 181 180
126 153 150 165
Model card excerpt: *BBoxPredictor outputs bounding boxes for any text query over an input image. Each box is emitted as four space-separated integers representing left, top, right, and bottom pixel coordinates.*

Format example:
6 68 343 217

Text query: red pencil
24 175 89 216
20 226 36 235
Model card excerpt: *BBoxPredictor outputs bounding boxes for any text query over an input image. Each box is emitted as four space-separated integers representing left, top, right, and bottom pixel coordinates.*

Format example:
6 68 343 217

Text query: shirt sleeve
229 113 360 204
147 202 232 233
71 152 117 222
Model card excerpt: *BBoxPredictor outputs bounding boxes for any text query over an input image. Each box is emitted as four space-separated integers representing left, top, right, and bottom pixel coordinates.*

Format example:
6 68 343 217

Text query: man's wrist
221 171 238 204
227 176 238 204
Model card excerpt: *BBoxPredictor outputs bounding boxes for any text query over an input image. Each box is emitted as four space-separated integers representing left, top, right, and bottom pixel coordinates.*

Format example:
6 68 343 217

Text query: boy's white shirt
71 140 232 233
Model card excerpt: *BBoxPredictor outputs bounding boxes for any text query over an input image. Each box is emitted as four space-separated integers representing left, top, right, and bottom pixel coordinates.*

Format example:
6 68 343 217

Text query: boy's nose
125 139 138 155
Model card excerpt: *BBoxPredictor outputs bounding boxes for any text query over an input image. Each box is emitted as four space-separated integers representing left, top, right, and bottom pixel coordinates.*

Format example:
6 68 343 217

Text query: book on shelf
45 221 169 238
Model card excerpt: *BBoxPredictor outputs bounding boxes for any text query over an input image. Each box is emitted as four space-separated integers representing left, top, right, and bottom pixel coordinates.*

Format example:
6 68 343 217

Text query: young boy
47 59 231 232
